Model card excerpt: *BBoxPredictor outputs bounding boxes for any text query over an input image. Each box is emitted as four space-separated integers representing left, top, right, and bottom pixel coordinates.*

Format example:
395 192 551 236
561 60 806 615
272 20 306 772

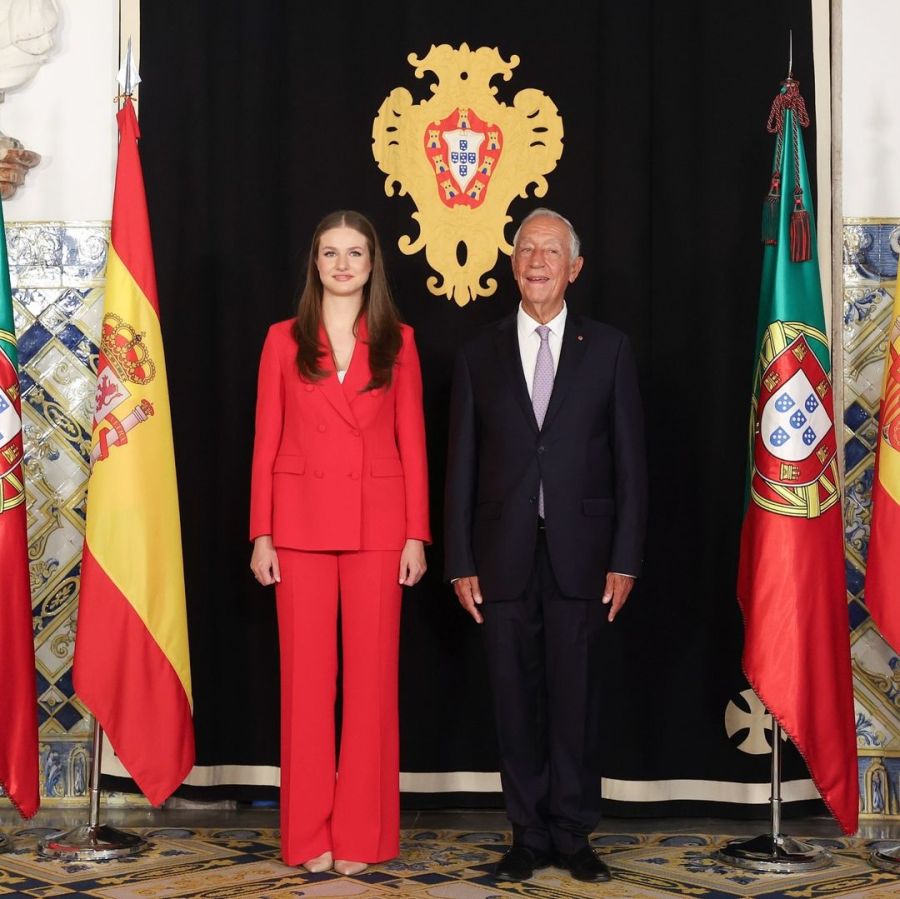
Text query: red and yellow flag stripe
865 279 900 654
0 205 40 815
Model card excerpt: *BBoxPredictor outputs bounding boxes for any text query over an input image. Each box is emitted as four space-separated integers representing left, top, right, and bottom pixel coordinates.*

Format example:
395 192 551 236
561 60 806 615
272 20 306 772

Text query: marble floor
2 806 898 899
4 805 898 841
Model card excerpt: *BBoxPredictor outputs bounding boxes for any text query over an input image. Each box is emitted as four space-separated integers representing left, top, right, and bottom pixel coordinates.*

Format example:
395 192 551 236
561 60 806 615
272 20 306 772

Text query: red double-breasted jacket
250 316 430 550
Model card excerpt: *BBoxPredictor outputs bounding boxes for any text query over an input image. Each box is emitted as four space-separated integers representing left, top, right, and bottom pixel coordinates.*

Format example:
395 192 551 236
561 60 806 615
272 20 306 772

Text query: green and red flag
0 196 39 818
864 272 900 653
737 77 857 834
73 97 194 804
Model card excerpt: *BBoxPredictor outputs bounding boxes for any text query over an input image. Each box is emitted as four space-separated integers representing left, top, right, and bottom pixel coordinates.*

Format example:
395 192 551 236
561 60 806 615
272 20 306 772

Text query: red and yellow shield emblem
749 324 840 518
424 107 502 209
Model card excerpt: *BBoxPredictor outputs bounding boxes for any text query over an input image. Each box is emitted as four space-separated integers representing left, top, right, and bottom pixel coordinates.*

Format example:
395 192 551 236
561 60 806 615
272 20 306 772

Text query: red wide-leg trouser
275 548 403 865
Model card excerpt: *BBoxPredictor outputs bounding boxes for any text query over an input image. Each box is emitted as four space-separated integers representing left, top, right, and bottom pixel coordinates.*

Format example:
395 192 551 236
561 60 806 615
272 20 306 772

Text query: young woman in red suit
249 210 430 875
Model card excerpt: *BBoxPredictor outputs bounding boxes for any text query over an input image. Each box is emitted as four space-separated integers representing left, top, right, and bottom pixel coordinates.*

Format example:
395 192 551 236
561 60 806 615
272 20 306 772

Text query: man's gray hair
512 208 581 262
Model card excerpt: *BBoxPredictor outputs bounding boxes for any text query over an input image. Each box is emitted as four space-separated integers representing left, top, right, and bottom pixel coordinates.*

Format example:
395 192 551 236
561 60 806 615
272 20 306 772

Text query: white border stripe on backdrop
102 734 819 803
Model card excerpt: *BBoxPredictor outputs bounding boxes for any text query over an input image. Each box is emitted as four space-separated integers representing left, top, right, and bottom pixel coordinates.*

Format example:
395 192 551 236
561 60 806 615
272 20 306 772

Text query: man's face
512 216 583 320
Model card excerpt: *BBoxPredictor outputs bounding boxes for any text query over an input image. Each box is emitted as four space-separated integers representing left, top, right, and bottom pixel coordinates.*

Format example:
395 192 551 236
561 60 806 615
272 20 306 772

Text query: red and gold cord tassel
764 78 812 258
790 189 812 262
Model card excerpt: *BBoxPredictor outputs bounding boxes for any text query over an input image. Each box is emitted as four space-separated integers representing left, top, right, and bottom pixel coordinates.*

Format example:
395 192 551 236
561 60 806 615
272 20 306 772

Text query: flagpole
36 718 147 860
715 718 832 873
36 36 150 863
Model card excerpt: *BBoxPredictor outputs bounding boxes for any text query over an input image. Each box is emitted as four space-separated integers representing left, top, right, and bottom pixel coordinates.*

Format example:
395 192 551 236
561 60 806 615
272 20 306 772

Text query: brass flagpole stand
715 720 832 873
36 719 146 860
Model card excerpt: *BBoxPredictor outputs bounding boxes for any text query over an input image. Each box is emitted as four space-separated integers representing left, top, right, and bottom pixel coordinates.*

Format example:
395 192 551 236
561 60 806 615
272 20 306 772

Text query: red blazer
250 316 430 551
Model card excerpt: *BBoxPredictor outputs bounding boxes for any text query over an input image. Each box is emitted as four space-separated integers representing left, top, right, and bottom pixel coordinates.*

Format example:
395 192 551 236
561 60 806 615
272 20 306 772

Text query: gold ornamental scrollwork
372 43 564 306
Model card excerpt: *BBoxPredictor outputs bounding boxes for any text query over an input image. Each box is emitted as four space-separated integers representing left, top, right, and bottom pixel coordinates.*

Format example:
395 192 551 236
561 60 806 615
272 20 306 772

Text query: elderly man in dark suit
444 208 647 883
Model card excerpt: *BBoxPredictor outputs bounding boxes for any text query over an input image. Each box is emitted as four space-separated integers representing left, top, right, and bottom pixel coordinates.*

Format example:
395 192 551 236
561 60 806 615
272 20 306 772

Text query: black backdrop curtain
126 0 824 816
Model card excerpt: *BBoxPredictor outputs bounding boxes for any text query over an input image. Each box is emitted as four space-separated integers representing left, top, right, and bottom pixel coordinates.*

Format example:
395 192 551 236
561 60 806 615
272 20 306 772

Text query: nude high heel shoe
302 850 333 873
334 859 368 876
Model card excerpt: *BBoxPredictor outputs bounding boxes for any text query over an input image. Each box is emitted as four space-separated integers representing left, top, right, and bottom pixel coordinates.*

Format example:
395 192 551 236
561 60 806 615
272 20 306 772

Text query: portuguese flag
0 197 39 818
864 274 900 654
737 78 857 834
73 98 194 804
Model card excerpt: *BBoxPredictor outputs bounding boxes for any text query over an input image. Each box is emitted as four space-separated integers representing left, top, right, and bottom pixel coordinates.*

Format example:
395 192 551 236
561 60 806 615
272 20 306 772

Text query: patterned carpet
0 827 898 898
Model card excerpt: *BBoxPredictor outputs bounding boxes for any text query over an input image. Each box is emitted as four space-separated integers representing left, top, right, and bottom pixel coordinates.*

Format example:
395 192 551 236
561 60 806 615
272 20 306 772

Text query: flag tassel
765 76 812 261
762 174 781 245
790 191 811 262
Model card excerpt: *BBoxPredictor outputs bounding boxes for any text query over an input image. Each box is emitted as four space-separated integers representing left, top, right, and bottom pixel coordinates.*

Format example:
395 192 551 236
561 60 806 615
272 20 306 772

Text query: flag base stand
36 720 147 861
715 720 833 874
870 845 900 873
36 823 147 861
715 833 831 873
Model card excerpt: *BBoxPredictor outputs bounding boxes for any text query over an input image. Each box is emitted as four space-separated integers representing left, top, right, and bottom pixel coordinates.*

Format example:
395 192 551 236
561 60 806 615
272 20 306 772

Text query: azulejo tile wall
843 219 900 819
2 222 107 805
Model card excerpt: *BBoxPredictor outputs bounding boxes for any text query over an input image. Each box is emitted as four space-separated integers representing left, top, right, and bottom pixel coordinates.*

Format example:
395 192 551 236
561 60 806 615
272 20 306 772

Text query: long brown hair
293 210 402 390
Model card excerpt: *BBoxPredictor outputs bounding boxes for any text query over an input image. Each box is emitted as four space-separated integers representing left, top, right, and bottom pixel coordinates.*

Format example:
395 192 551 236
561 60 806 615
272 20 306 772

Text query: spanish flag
864 275 900 654
73 98 194 804
0 196 39 818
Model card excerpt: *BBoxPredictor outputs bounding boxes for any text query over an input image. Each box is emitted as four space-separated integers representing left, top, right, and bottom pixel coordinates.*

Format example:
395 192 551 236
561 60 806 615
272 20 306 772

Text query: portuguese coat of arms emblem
372 43 564 306
749 322 839 518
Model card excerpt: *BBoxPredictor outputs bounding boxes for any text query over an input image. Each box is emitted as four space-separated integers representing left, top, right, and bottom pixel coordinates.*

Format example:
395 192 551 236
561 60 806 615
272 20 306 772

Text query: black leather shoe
555 846 611 882
494 845 551 882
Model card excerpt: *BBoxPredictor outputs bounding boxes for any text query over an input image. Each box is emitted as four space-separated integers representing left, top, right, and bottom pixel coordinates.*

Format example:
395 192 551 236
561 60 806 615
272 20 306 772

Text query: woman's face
315 226 373 299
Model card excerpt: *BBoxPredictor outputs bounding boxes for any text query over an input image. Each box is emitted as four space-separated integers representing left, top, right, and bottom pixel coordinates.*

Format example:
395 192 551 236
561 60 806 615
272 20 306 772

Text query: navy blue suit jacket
444 311 648 601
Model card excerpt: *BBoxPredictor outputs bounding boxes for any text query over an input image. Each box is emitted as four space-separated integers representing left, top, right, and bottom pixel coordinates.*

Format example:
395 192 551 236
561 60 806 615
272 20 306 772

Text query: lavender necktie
532 325 553 516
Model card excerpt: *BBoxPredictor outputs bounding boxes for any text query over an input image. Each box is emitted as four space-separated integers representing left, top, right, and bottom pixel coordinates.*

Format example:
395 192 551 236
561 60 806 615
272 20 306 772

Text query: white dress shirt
517 302 566 396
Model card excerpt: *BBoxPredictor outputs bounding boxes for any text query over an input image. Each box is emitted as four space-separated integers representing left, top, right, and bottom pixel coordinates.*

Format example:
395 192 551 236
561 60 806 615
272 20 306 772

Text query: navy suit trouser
482 526 607 855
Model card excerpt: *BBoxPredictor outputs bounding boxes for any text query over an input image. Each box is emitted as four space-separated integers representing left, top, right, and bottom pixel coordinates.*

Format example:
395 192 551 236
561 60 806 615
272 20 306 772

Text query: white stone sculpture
0 0 59 197
0 0 59 95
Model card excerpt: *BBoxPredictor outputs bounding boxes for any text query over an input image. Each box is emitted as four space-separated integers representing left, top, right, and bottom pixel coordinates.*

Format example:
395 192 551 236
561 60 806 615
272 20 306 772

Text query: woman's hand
398 539 426 586
251 535 281 586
